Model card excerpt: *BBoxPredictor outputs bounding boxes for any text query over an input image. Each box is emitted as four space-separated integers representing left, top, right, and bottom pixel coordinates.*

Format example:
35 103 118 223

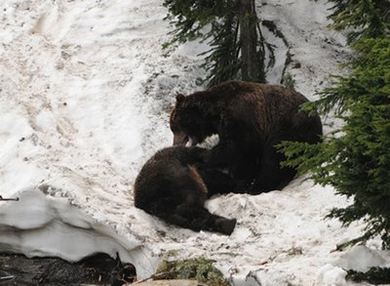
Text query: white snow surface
0 0 389 284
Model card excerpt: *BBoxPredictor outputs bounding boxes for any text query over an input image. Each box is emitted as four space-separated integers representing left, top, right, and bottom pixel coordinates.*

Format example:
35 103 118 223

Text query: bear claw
217 218 237 235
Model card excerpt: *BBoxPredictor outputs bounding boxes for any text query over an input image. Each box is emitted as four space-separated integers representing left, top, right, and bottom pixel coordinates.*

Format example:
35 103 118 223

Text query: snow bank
318 264 347 286
0 187 155 278
335 245 390 272
0 0 388 284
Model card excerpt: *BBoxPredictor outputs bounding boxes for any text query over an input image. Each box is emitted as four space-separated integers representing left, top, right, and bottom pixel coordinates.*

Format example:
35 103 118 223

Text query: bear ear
176 93 185 103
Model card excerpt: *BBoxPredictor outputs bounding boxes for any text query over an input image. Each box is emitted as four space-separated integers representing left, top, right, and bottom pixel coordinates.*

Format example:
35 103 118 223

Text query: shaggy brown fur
134 146 236 235
170 80 322 193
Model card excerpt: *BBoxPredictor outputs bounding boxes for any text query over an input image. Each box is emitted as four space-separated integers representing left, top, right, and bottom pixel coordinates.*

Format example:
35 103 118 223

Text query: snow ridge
0 0 389 285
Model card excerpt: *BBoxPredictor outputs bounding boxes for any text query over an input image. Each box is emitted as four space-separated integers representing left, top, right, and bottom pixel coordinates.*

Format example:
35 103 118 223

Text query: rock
136 280 198 286
0 252 136 285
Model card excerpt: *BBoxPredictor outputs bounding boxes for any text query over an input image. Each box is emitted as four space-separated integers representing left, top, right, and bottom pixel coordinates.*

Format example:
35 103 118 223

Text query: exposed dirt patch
0 252 136 286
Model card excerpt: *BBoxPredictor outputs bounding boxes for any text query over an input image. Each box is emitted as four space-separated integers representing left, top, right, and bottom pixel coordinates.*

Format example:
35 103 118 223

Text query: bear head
170 94 216 146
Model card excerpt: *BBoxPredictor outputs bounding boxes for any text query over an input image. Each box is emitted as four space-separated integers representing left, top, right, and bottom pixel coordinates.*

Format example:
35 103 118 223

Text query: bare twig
0 195 19 202
0 275 15 281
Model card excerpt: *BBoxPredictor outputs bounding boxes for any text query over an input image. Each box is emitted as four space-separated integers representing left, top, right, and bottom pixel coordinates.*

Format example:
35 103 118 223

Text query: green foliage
200 8 241 86
163 0 232 44
346 267 390 284
156 258 229 286
279 37 390 247
328 0 389 43
281 72 296 90
316 38 390 114
163 0 266 86
280 0 390 248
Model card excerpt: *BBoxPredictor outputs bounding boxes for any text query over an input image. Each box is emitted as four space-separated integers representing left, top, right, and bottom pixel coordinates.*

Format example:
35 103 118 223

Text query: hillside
0 0 389 285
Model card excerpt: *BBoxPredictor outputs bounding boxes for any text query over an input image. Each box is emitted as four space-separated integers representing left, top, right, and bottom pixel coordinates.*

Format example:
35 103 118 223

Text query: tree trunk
239 0 265 82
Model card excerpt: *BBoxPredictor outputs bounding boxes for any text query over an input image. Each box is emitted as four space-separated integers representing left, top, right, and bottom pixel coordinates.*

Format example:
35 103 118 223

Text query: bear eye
170 123 178 132
170 116 180 132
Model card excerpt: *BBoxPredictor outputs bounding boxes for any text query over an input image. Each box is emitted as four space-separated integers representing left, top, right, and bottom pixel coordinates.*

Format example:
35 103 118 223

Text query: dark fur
134 146 236 235
170 80 323 194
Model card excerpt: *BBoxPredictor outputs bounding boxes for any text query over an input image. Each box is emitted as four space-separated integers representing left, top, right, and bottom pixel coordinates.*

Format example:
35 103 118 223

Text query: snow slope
0 0 389 284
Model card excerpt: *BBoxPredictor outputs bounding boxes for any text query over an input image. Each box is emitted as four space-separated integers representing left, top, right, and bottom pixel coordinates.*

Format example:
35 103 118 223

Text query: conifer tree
328 0 389 43
163 0 266 86
280 0 390 247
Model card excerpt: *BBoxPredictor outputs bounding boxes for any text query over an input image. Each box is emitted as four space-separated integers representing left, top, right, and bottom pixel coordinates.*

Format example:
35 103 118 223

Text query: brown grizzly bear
134 146 237 235
170 80 322 193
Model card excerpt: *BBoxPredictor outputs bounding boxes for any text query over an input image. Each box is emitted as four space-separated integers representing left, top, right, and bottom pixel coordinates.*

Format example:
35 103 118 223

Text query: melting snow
0 0 388 284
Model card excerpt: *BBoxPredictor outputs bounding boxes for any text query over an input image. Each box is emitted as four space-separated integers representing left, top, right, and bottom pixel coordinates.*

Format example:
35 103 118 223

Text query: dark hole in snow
0 252 136 285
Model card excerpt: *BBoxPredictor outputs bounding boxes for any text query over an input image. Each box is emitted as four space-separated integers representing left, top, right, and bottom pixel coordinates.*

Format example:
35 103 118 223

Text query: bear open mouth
173 132 188 146
173 132 199 147
186 137 199 147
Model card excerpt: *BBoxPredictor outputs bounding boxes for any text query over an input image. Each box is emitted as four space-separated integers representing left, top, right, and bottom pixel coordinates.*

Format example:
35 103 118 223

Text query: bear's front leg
249 137 296 194
207 139 237 168
195 166 236 197
175 204 236 235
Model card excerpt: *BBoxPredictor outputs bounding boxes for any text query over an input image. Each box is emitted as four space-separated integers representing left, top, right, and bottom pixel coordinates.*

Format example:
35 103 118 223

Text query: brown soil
0 252 136 286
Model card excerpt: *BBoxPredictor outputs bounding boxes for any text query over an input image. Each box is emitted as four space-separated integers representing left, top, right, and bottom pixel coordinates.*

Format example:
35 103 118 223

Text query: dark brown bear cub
134 146 237 235
170 80 323 194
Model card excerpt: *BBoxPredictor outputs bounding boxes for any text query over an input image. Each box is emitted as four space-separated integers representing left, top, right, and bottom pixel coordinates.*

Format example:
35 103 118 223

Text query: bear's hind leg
251 114 322 194
196 167 236 197
174 204 236 235
143 199 200 232
140 197 181 218
250 136 296 194
139 191 236 235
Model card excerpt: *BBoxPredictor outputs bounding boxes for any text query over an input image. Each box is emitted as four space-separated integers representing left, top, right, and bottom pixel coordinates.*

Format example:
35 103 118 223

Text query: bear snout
173 131 189 146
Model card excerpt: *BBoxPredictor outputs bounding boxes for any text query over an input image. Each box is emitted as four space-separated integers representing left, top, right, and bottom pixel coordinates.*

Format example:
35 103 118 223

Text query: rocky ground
0 253 136 285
